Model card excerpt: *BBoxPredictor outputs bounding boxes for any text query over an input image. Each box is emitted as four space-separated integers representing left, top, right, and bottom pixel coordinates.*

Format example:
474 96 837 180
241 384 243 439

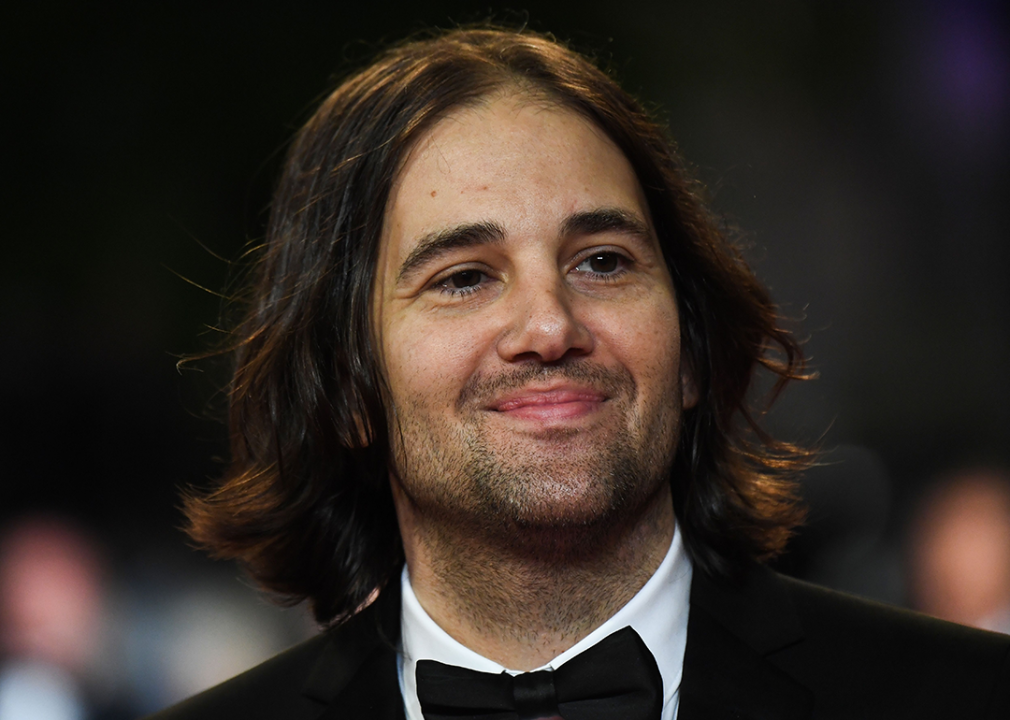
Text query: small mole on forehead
430 190 437 197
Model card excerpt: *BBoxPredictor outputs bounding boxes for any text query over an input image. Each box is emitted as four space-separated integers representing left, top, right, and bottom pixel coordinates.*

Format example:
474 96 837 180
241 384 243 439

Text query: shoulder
691 565 1010 718
778 574 1010 717
778 571 1010 659
143 592 402 720
142 631 334 720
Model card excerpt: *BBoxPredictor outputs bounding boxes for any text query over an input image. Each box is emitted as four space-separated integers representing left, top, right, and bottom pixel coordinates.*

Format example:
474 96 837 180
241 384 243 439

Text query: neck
395 482 675 671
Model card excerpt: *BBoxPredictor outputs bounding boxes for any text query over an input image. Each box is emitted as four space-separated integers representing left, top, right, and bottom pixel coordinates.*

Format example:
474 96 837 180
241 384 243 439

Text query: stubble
391 360 679 557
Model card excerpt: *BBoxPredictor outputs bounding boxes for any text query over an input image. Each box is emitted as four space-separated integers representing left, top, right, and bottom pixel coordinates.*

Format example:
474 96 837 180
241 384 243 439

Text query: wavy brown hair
184 27 811 625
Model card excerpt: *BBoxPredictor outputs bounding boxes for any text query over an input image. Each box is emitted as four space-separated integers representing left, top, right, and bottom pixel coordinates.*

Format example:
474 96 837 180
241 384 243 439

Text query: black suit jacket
147 566 1010 719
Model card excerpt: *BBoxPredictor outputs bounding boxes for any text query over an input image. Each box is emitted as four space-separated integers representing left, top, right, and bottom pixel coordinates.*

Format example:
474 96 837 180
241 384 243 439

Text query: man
907 467 1010 634
154 28 1010 719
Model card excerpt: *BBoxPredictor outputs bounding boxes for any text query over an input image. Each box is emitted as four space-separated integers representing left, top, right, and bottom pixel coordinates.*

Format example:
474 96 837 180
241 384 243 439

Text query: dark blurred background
2 1 1008 717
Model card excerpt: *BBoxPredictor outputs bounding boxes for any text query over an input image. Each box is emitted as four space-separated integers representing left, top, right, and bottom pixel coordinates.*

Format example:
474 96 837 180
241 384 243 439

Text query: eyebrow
397 220 507 284
394 207 652 285
561 208 652 241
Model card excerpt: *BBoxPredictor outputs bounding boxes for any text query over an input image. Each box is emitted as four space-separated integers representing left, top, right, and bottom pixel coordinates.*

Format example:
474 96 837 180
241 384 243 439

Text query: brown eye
434 268 488 296
575 251 627 277
588 253 620 273
449 269 483 288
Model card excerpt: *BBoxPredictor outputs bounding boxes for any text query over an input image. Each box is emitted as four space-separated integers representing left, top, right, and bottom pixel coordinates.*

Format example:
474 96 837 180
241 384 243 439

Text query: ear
680 361 699 410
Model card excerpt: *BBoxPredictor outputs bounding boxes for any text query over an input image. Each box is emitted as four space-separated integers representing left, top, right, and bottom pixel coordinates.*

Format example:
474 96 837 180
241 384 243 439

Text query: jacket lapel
678 566 813 720
298 565 813 720
304 583 407 720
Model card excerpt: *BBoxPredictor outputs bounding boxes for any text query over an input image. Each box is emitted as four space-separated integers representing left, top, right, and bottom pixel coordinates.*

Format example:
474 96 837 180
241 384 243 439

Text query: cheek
592 299 682 379
383 316 492 408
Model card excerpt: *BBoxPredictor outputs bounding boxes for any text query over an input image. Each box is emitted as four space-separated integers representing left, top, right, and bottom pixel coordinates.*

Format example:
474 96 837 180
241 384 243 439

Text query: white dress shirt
398 523 693 720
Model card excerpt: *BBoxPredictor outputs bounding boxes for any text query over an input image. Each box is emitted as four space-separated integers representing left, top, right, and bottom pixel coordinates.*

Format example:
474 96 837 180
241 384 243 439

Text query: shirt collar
398 523 693 720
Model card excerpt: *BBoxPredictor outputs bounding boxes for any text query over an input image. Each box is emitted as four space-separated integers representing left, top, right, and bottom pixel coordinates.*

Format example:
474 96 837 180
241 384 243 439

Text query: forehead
378 94 650 270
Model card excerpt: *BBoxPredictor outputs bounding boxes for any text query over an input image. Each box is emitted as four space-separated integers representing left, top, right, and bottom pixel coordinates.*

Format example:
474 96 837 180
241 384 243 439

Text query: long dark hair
184 27 811 625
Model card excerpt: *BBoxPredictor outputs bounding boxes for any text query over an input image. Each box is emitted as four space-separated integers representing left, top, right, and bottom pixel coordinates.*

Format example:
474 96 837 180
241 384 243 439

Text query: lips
488 386 608 421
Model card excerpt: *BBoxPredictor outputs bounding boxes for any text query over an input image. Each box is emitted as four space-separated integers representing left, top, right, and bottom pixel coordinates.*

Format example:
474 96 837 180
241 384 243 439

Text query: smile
488 387 608 421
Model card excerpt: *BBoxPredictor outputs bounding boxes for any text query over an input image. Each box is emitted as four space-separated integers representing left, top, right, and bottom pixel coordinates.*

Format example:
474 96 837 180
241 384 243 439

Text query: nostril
496 319 594 364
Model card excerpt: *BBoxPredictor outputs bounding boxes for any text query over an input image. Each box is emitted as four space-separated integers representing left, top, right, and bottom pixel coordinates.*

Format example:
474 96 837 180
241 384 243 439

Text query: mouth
487 385 608 422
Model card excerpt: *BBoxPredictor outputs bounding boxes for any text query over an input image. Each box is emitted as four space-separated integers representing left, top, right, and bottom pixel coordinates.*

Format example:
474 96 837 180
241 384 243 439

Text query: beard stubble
390 360 681 559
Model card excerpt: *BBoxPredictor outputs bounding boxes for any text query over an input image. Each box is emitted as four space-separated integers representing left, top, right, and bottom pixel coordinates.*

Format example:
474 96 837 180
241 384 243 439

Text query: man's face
373 94 694 538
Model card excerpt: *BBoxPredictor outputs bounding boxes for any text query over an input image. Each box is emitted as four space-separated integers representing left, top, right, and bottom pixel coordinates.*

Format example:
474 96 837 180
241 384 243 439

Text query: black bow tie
415 626 663 720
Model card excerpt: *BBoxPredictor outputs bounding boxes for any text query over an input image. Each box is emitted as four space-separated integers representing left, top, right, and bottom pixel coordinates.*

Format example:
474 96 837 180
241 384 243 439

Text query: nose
496 278 594 364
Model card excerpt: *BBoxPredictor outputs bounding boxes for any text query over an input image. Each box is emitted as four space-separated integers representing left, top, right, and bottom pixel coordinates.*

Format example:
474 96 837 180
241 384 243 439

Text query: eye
573 251 628 277
433 268 488 296
447 269 483 288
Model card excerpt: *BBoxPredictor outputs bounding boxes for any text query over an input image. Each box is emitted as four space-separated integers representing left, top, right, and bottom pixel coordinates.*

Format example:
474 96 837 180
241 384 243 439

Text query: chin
467 454 653 530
